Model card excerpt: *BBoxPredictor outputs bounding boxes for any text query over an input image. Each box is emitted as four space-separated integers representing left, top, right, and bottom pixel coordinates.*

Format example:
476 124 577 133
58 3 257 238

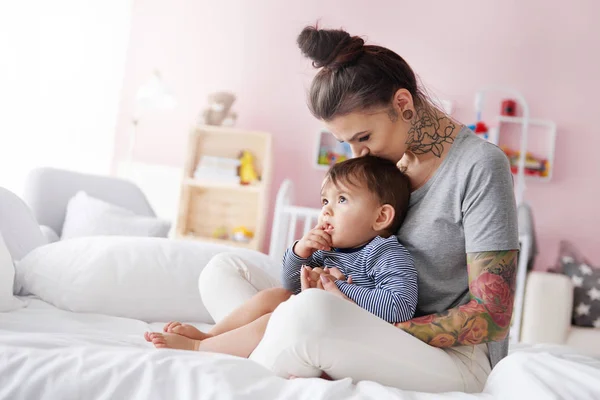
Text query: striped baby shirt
281 235 418 323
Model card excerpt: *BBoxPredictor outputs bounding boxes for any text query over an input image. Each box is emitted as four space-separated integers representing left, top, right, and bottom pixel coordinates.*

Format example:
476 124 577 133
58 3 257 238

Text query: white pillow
40 225 60 244
0 233 25 312
15 236 278 322
61 191 171 239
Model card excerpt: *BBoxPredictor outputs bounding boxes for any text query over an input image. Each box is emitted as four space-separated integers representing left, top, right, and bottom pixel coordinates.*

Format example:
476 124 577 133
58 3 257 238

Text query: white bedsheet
1 297 600 400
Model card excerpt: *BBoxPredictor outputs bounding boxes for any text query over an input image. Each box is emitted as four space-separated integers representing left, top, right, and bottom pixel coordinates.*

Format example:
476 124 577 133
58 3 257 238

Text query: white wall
0 0 133 195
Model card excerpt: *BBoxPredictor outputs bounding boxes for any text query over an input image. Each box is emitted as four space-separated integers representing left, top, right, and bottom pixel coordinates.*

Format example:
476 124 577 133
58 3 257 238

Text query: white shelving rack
475 86 557 344
488 115 557 182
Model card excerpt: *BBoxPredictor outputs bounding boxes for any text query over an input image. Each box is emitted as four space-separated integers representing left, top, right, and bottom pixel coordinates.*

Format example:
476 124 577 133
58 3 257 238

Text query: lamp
125 70 176 167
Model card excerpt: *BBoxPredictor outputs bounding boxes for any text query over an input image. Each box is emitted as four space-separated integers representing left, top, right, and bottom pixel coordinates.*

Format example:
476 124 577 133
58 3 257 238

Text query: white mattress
1 297 600 400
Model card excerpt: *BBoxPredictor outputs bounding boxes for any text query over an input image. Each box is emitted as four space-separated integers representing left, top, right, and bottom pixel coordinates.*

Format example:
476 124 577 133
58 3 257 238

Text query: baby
280 154 417 323
145 155 417 355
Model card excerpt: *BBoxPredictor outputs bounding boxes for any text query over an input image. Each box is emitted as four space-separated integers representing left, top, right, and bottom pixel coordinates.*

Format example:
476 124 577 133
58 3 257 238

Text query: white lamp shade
135 71 176 111
126 70 177 167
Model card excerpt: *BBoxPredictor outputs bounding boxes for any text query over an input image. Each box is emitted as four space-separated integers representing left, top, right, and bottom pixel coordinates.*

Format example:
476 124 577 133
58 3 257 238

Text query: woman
197 26 519 393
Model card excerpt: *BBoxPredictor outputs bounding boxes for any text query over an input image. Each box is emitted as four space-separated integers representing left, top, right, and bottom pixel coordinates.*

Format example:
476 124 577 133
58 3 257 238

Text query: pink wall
113 0 600 269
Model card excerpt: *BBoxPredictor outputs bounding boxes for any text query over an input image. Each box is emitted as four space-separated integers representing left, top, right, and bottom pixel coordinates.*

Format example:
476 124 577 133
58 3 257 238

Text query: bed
1 184 600 400
2 299 600 399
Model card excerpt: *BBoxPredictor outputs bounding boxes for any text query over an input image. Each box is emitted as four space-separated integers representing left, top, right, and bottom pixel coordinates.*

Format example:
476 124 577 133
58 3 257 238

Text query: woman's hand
300 266 325 291
300 265 354 302
324 267 353 284
318 274 354 302
300 266 353 290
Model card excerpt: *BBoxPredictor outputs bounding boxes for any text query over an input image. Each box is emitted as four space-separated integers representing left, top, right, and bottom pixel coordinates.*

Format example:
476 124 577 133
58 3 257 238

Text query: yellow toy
212 226 229 240
238 150 260 185
232 226 254 242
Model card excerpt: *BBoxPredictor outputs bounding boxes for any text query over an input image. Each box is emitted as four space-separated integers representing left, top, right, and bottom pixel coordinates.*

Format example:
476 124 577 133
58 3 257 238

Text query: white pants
198 253 491 393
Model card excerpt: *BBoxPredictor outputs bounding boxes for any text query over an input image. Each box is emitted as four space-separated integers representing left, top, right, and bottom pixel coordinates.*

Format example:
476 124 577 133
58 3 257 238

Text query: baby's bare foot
146 332 200 351
163 321 211 340
287 372 333 380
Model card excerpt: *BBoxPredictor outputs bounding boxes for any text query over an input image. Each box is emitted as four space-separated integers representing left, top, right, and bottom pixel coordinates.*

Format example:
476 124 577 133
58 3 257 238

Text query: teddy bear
199 91 238 126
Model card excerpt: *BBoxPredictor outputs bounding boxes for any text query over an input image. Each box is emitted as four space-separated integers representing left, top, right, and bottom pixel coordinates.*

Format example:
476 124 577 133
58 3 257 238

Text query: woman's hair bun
297 26 364 69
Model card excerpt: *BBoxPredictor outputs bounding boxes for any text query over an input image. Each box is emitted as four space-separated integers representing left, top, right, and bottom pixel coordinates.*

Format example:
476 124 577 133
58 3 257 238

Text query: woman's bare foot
163 321 212 340
144 332 200 351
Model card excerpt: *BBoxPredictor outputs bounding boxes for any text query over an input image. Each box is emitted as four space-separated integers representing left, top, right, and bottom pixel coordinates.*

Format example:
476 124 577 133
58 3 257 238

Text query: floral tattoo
395 250 518 347
406 108 456 157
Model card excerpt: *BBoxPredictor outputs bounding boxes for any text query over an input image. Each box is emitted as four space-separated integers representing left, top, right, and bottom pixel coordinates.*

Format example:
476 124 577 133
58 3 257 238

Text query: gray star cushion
557 242 600 328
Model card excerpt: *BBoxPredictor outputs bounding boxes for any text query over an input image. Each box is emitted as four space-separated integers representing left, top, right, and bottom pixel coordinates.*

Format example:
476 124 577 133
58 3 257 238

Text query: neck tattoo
406 108 457 157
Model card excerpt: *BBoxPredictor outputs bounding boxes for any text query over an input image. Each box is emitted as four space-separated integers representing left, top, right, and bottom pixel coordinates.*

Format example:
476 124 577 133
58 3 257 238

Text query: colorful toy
317 141 351 167
318 147 348 166
502 147 549 177
238 150 260 185
501 99 517 116
212 226 229 240
231 226 254 242
468 121 489 140
318 148 329 165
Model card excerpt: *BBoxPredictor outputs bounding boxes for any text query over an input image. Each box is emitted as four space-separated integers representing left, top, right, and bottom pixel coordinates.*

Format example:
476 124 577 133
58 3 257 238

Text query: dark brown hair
325 155 411 234
297 25 428 121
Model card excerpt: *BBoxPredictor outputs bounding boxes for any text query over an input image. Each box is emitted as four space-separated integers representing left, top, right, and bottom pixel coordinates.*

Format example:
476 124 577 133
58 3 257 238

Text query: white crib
267 178 533 344
268 179 321 264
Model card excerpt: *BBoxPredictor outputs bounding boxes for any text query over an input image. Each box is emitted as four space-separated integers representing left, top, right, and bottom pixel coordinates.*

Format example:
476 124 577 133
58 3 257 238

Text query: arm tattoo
395 250 518 347
406 108 456 157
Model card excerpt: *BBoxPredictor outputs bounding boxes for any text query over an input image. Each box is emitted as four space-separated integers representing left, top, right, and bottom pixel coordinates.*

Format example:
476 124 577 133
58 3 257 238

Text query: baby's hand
301 266 353 291
294 225 332 258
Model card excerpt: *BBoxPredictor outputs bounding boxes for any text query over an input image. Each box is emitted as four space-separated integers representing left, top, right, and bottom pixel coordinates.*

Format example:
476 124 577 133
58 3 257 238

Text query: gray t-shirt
397 126 519 369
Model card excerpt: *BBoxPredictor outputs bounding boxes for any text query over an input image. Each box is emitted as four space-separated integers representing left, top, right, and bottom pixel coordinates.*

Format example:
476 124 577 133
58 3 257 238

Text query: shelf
178 233 257 250
176 125 273 252
314 163 331 172
519 174 551 182
489 115 556 182
194 124 272 139
183 178 262 193
497 115 556 129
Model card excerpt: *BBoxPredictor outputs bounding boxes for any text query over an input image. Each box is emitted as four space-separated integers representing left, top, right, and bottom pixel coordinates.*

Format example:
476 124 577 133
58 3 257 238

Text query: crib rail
268 179 321 263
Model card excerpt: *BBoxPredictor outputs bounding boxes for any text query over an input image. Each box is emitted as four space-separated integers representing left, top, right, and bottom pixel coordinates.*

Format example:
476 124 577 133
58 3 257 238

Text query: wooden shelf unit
175 125 273 252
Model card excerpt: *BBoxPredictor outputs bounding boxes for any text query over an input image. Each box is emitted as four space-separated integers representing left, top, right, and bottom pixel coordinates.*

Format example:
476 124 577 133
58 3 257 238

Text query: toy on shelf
231 226 254 243
198 91 238 127
212 226 229 240
194 155 240 184
502 147 550 178
194 150 262 186
501 99 517 116
315 130 352 169
468 121 490 140
238 150 260 185
211 226 255 242
318 146 349 166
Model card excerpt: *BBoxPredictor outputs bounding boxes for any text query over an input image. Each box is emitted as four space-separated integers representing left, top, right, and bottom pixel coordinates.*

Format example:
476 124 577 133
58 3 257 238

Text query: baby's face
318 178 380 249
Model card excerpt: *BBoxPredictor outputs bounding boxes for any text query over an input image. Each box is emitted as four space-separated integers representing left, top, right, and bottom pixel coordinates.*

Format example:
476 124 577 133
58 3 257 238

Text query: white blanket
1 298 600 400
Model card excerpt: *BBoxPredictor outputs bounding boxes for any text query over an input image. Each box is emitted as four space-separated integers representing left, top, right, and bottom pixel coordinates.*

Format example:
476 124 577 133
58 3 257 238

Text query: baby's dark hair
325 155 411 234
